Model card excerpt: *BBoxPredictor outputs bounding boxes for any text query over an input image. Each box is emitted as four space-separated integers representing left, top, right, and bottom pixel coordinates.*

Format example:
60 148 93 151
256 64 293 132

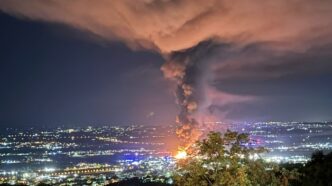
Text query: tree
174 130 298 186
107 177 171 186
299 151 332 186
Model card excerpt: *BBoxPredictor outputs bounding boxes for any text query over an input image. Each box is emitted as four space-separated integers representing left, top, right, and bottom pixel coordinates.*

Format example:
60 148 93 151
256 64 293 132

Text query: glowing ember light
175 150 187 159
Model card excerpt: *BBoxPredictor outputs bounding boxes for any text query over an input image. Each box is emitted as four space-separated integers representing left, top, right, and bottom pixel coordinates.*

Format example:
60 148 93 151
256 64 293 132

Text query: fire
174 150 187 159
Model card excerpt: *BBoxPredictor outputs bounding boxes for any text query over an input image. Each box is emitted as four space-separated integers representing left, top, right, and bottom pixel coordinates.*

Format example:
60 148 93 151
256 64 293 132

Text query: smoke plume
1 0 332 144
161 41 217 145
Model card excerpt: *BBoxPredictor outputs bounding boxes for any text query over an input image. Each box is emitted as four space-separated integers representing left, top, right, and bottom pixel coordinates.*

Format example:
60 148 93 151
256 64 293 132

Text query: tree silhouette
299 151 332 186
174 130 299 186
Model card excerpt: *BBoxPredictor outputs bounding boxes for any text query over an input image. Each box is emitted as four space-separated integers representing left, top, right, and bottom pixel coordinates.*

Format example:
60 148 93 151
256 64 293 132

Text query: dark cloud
212 43 332 83
1 0 332 52
208 44 332 122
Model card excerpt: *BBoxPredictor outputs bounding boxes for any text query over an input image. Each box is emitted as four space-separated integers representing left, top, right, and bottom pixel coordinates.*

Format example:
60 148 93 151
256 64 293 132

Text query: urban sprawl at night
1 122 331 185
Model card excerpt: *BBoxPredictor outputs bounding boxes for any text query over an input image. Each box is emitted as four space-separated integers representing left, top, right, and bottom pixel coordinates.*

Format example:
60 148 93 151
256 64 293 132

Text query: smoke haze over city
1 0 332 126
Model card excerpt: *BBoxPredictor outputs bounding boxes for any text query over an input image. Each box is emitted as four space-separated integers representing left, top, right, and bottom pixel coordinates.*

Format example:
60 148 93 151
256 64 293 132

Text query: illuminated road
42 167 122 176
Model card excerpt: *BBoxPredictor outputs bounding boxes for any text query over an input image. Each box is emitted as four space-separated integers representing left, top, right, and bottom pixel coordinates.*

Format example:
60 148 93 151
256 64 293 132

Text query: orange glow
174 150 187 160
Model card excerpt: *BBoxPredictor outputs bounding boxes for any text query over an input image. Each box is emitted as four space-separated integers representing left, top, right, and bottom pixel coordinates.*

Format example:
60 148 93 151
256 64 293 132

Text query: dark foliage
107 177 170 186
299 151 332 186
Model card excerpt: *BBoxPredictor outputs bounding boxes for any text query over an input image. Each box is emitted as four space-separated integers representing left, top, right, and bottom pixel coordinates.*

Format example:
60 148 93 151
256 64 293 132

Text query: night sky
1 1 332 127
0 13 177 126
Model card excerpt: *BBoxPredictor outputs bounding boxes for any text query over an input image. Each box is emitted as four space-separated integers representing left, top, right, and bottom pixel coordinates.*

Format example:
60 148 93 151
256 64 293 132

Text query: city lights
0 122 331 185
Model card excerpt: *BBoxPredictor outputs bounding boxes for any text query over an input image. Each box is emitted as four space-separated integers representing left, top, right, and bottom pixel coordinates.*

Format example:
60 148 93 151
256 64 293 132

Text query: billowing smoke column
1 0 332 146
161 41 215 146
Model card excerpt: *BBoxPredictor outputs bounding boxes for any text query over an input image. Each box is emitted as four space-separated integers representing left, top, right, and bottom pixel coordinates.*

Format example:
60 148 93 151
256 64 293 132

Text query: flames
174 150 187 160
